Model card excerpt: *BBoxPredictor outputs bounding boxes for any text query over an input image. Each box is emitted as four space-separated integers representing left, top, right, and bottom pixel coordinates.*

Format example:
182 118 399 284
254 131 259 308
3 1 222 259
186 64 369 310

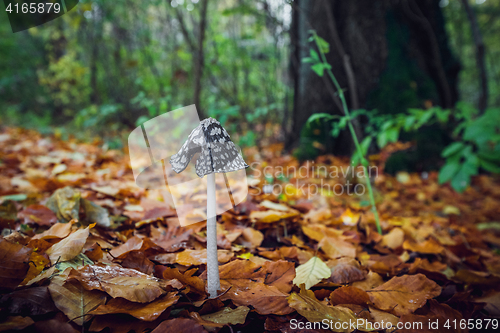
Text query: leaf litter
0 127 499 332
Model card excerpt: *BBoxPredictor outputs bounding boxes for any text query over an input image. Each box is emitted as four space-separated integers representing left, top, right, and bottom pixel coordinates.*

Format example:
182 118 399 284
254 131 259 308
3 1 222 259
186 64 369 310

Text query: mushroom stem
206 172 220 298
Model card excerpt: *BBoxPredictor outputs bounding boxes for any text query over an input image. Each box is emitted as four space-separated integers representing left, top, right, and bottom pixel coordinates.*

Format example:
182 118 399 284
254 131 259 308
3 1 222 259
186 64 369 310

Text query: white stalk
206 172 220 298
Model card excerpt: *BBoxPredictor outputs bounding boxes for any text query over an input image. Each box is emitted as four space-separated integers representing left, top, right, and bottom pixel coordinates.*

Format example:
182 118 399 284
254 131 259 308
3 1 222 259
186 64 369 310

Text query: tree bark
287 0 460 156
460 0 488 112
194 0 209 118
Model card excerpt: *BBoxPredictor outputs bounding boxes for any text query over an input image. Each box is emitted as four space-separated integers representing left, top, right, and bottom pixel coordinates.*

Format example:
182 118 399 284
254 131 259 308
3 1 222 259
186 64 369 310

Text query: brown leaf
46 226 91 264
0 286 57 316
0 316 34 332
81 199 111 228
368 307 399 332
32 220 76 240
162 267 206 296
403 238 444 254
175 249 234 266
151 318 207 333
69 264 164 303
368 274 442 316
351 271 384 291
18 204 57 226
287 285 371 333
330 286 370 306
121 251 155 275
200 306 250 325
319 237 356 259
49 272 107 325
109 235 157 258
0 238 32 290
34 312 79 333
326 258 367 284
90 291 179 321
215 260 295 315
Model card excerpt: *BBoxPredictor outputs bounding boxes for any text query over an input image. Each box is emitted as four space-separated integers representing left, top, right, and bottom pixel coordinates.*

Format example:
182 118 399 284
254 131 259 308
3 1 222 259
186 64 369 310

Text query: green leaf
315 36 330 54
450 166 470 193
441 142 465 158
438 163 459 184
302 57 314 64
386 127 399 143
415 108 435 128
311 63 325 77
0 194 27 202
377 131 389 149
360 136 372 155
404 116 417 131
310 49 320 61
479 158 500 173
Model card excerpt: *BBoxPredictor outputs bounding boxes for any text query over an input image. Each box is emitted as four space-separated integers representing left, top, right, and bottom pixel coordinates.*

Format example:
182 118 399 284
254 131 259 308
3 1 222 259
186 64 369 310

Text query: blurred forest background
1 0 499 178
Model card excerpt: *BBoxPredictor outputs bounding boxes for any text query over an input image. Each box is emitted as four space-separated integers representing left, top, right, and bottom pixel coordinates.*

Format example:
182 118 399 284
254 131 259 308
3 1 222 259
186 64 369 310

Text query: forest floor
0 126 499 333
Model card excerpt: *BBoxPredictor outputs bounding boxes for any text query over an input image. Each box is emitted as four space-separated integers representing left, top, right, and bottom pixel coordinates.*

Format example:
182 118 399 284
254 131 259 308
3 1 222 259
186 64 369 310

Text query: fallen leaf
151 318 207 333
46 226 91 264
0 316 34 331
49 272 107 325
46 186 81 223
0 238 32 290
163 267 206 296
403 238 444 254
20 252 49 285
18 204 57 226
287 285 371 333
68 264 164 303
351 271 384 291
330 286 370 306
327 258 367 284
368 274 442 316
81 199 111 227
175 249 234 266
90 292 179 321
200 306 250 325
32 219 77 240
293 256 331 289
0 286 57 316
381 227 405 249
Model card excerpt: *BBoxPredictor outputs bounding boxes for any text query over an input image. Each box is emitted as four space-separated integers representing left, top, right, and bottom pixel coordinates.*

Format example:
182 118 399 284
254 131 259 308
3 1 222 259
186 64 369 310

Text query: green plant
309 100 500 193
303 31 383 234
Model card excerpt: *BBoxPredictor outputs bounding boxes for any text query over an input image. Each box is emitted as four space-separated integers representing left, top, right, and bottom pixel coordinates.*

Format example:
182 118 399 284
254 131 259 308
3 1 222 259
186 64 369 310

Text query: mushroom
170 117 248 298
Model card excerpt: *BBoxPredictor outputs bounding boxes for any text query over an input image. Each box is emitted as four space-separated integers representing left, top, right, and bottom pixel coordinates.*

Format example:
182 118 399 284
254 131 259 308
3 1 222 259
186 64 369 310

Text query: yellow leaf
293 256 331 290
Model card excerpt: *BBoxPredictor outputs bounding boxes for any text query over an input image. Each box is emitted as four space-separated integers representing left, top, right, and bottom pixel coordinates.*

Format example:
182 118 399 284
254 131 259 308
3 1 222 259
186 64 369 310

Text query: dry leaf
68 264 164 303
46 226 91 264
293 256 331 289
0 238 32 290
90 292 179 321
201 306 250 325
368 274 442 316
287 285 371 333
49 272 107 325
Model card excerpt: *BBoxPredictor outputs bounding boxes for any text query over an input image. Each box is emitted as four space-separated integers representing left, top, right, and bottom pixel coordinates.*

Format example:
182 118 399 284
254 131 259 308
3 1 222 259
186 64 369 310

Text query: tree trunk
288 0 460 157
194 0 209 118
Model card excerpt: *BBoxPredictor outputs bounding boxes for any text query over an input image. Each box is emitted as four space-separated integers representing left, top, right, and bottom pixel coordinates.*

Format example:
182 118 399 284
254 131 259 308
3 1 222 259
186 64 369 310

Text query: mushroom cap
169 117 249 178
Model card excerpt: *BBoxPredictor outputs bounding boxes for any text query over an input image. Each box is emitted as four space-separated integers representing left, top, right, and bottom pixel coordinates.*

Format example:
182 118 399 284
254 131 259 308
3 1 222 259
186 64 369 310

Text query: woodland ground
0 127 499 333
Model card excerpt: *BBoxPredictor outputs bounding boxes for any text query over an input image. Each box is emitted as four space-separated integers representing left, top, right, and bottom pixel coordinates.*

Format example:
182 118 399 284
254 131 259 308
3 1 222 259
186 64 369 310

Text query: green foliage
308 102 500 193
